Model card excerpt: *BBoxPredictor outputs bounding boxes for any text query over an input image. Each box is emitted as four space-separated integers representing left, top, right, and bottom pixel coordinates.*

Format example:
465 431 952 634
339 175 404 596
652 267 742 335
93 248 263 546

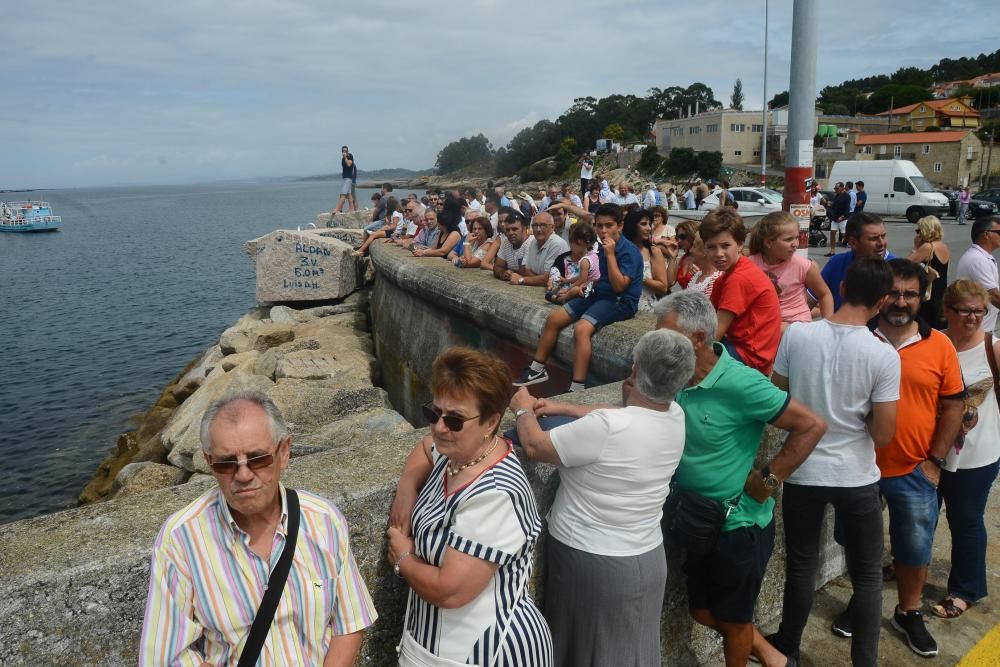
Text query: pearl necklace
446 436 500 479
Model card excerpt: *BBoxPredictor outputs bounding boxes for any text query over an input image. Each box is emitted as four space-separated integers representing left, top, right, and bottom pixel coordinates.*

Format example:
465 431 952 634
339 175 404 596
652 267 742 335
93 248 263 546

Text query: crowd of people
137 179 1000 666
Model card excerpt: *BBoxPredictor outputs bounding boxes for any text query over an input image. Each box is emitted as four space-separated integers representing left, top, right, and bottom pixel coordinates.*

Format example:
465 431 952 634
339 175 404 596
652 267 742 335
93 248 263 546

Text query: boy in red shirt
699 208 782 375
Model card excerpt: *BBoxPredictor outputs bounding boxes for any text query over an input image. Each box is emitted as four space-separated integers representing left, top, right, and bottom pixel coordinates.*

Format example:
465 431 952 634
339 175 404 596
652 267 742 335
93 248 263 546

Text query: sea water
0 180 397 523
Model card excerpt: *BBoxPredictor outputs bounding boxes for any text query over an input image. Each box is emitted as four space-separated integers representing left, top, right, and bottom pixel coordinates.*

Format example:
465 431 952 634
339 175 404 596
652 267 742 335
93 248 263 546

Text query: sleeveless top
945 339 1000 471
918 242 948 328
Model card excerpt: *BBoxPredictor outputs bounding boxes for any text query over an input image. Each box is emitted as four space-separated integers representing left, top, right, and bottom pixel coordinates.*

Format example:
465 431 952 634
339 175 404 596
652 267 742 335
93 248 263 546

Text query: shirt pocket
296 570 340 641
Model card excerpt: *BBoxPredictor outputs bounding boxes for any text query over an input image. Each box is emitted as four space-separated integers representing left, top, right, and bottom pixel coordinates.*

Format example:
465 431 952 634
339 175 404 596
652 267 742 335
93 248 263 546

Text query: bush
637 145 662 174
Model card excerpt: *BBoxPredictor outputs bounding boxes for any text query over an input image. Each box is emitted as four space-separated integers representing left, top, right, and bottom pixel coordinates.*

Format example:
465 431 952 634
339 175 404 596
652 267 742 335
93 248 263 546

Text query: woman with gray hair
508 328 694 667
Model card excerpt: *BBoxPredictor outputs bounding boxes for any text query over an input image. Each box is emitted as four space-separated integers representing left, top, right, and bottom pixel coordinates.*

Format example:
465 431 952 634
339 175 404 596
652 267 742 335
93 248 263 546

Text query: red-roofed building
851 131 986 188
877 97 980 131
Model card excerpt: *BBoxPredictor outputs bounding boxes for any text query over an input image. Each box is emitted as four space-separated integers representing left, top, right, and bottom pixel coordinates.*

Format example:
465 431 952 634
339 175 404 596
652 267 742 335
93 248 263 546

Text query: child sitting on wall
546 222 599 303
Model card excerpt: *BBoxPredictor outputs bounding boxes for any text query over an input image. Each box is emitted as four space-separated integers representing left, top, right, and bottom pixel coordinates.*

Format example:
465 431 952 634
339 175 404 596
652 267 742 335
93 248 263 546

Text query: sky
2 0 997 189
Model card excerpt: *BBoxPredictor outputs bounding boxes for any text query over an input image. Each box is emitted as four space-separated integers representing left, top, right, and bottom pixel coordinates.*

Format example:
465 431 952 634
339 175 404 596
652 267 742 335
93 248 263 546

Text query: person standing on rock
139 390 377 666
334 145 358 214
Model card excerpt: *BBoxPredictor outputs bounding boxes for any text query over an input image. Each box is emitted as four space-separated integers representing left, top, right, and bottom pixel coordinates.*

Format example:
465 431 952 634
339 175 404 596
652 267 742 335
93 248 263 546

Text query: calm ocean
0 180 400 524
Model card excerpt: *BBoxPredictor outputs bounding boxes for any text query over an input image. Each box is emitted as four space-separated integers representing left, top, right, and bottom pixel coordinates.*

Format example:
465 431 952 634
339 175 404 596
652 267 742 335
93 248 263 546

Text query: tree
890 66 933 89
731 78 744 110
637 145 662 174
695 151 723 180
768 90 789 109
822 102 850 116
862 84 933 115
434 134 494 174
667 147 699 176
602 123 626 141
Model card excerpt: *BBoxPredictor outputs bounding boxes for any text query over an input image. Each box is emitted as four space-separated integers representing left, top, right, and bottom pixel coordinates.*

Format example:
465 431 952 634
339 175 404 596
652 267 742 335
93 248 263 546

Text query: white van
828 159 949 223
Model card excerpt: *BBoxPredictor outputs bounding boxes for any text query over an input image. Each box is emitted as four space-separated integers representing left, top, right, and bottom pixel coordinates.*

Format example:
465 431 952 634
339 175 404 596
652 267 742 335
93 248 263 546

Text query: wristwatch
514 408 531 420
761 465 781 492
518 276 525 285
927 455 946 469
393 551 412 577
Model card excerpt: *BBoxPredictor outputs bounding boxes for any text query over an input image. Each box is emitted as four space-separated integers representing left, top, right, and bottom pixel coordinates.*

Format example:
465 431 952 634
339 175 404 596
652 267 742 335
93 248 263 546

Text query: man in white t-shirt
953 216 1000 332
579 153 595 197
766 257 900 667
512 212 569 287
612 183 640 208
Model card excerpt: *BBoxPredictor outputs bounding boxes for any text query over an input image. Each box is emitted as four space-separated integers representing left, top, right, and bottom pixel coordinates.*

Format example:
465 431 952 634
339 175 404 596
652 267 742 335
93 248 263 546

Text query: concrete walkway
762 478 1000 665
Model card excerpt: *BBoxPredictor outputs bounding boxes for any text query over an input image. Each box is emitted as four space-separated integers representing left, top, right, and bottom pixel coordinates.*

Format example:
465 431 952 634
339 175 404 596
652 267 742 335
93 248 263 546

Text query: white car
668 186 781 224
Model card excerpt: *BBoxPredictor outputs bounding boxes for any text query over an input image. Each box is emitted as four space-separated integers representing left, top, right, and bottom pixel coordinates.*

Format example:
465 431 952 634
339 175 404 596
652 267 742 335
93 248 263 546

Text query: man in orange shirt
833 258 964 658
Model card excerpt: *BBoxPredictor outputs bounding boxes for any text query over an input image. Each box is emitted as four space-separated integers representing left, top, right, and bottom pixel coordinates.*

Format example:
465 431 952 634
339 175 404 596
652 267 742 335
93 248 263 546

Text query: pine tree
731 78 744 110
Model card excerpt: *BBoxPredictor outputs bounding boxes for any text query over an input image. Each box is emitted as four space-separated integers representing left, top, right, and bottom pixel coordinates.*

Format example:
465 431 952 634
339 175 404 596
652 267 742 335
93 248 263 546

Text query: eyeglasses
208 445 281 475
985 229 1000 235
887 290 922 302
422 403 480 431
677 233 689 241
531 223 552 230
947 305 988 318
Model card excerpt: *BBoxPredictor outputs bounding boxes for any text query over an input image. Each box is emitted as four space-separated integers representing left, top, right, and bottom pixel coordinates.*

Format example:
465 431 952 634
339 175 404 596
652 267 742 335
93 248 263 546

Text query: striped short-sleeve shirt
406 442 553 665
139 485 377 666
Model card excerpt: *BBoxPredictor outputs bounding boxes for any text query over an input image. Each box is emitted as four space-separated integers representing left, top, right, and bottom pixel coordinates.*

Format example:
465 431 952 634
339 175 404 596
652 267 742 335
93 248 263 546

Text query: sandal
931 596 968 619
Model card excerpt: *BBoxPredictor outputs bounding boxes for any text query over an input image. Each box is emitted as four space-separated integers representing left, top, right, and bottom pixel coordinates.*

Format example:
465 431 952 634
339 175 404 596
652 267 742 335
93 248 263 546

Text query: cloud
0 0 996 187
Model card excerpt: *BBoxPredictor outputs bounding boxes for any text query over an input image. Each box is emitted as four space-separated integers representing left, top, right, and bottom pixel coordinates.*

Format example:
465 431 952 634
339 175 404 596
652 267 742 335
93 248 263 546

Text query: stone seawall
0 227 847 665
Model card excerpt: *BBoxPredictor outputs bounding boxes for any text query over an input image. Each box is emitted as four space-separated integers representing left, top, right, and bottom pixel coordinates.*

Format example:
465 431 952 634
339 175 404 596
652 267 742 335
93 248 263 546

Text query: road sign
790 204 812 257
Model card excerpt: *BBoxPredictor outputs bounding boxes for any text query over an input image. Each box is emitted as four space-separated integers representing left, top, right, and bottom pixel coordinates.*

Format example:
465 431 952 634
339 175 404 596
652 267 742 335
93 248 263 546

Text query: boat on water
0 200 62 232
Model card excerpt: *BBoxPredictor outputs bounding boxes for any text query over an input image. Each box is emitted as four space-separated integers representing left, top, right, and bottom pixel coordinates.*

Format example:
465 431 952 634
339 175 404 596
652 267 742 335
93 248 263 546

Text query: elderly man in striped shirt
139 390 377 666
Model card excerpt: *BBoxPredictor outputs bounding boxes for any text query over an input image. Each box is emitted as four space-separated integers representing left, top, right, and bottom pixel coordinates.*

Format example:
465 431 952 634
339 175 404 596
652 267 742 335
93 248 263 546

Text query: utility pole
761 0 769 186
783 0 819 255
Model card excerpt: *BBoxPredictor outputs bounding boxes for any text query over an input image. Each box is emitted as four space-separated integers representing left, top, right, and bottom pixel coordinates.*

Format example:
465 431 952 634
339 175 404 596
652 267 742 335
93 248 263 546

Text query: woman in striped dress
388 348 553 667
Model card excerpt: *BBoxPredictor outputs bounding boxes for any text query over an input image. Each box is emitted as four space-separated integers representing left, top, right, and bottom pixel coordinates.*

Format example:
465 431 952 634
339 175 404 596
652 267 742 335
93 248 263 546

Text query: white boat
0 201 62 232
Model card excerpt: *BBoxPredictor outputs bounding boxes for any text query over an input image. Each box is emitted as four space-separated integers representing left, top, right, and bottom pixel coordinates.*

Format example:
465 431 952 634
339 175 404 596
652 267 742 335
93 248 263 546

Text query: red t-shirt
710 255 783 375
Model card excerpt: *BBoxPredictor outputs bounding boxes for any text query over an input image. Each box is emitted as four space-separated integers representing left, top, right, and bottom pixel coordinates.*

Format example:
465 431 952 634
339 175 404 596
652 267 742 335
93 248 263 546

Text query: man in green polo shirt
654 291 826 667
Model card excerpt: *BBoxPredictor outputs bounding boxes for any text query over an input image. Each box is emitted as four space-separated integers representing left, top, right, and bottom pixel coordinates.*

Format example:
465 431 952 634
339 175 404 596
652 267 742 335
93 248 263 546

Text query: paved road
808 214 991 271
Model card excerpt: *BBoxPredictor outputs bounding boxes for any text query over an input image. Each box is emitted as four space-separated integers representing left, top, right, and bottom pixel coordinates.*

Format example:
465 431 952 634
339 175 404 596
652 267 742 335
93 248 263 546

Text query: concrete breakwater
2 216 846 665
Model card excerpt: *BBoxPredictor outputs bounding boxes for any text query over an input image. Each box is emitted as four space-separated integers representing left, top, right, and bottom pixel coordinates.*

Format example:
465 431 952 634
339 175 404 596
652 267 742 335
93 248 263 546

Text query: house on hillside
933 73 1000 98
851 131 987 188
877 97 980 131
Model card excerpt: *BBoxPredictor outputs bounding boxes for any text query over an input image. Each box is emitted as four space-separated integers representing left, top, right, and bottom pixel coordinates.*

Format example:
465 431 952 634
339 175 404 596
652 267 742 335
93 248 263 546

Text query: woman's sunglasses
422 403 480 431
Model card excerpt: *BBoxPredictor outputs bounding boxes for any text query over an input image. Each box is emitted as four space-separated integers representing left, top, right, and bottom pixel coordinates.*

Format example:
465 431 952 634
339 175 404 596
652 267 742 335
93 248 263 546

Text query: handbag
663 486 741 556
236 489 301 667
397 561 529 667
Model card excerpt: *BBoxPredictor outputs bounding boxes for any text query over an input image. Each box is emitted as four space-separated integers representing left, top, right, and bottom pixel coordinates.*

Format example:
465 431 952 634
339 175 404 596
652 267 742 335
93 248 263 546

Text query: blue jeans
937 460 1000 603
364 219 385 234
563 295 636 331
775 483 883 667
879 465 940 566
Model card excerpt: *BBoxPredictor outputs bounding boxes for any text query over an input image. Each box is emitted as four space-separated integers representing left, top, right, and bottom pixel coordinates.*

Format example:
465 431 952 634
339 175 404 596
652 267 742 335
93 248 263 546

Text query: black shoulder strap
237 489 300 667
986 333 1000 413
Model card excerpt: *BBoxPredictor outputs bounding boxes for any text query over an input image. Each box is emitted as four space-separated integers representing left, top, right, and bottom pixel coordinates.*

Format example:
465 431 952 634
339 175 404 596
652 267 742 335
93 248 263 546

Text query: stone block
268 305 315 325
250 230 359 305
266 380 390 439
219 350 259 372
302 289 370 318
323 210 373 229
249 323 296 352
113 463 186 499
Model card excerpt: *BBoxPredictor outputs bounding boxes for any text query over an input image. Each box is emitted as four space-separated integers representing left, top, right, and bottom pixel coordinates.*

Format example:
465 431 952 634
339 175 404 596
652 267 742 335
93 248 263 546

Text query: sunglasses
677 233 689 241
208 445 280 475
422 403 480 431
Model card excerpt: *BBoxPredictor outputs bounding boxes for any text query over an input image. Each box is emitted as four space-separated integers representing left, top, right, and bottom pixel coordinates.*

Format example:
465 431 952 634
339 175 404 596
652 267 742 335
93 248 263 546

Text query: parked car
965 197 999 220
972 188 1000 209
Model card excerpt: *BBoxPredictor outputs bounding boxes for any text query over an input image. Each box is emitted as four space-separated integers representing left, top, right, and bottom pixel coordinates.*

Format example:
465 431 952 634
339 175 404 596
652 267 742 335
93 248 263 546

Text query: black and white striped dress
406 441 553 666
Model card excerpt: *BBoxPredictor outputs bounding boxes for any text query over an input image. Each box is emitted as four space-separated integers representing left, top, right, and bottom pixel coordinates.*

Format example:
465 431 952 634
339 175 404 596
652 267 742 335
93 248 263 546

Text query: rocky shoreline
79 285 416 505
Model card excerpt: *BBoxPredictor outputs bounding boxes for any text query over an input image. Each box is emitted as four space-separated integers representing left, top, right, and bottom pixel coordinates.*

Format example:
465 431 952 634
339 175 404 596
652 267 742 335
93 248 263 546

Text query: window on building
879 145 886 154
968 147 975 160
860 146 872 154
731 123 745 133
753 149 761 157
934 162 943 173
707 124 718 133
916 119 925 127
893 145 902 158
734 150 743 156
751 124 763 132
922 144 930 154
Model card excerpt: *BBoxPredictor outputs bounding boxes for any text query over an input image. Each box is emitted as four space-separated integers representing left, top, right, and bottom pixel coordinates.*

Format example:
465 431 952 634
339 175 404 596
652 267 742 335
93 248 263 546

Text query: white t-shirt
580 160 594 180
496 235 528 272
774 320 901 487
467 199 482 212
954 244 999 332
548 405 686 556
945 340 1000 471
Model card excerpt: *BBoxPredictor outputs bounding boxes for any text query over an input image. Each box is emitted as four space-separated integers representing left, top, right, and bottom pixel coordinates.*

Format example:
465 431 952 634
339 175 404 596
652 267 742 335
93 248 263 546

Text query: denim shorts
563 295 636 331
879 464 940 566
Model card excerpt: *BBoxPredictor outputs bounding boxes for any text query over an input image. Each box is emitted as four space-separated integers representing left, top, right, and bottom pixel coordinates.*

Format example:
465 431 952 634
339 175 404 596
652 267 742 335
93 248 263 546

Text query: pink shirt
748 253 813 323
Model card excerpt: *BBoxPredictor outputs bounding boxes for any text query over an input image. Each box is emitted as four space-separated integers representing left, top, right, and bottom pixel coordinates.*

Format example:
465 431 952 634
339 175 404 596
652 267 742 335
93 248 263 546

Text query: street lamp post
761 0 768 186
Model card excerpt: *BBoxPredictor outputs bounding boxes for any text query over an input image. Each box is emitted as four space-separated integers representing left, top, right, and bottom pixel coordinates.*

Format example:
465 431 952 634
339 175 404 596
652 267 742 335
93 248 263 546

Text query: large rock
266 380 391 439
219 350 259 372
113 462 185 499
275 349 373 389
307 408 414 450
268 305 315 325
170 345 225 403
302 290 370 318
248 230 360 305
321 210 374 229
162 369 276 473
254 339 321 380
250 323 296 352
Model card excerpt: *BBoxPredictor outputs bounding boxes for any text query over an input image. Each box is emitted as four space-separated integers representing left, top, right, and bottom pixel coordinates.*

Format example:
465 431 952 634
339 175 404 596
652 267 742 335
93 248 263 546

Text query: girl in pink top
748 211 834 330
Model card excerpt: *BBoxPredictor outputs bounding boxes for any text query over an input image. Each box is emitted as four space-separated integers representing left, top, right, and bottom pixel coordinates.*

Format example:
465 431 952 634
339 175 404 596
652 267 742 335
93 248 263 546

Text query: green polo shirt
674 343 790 531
